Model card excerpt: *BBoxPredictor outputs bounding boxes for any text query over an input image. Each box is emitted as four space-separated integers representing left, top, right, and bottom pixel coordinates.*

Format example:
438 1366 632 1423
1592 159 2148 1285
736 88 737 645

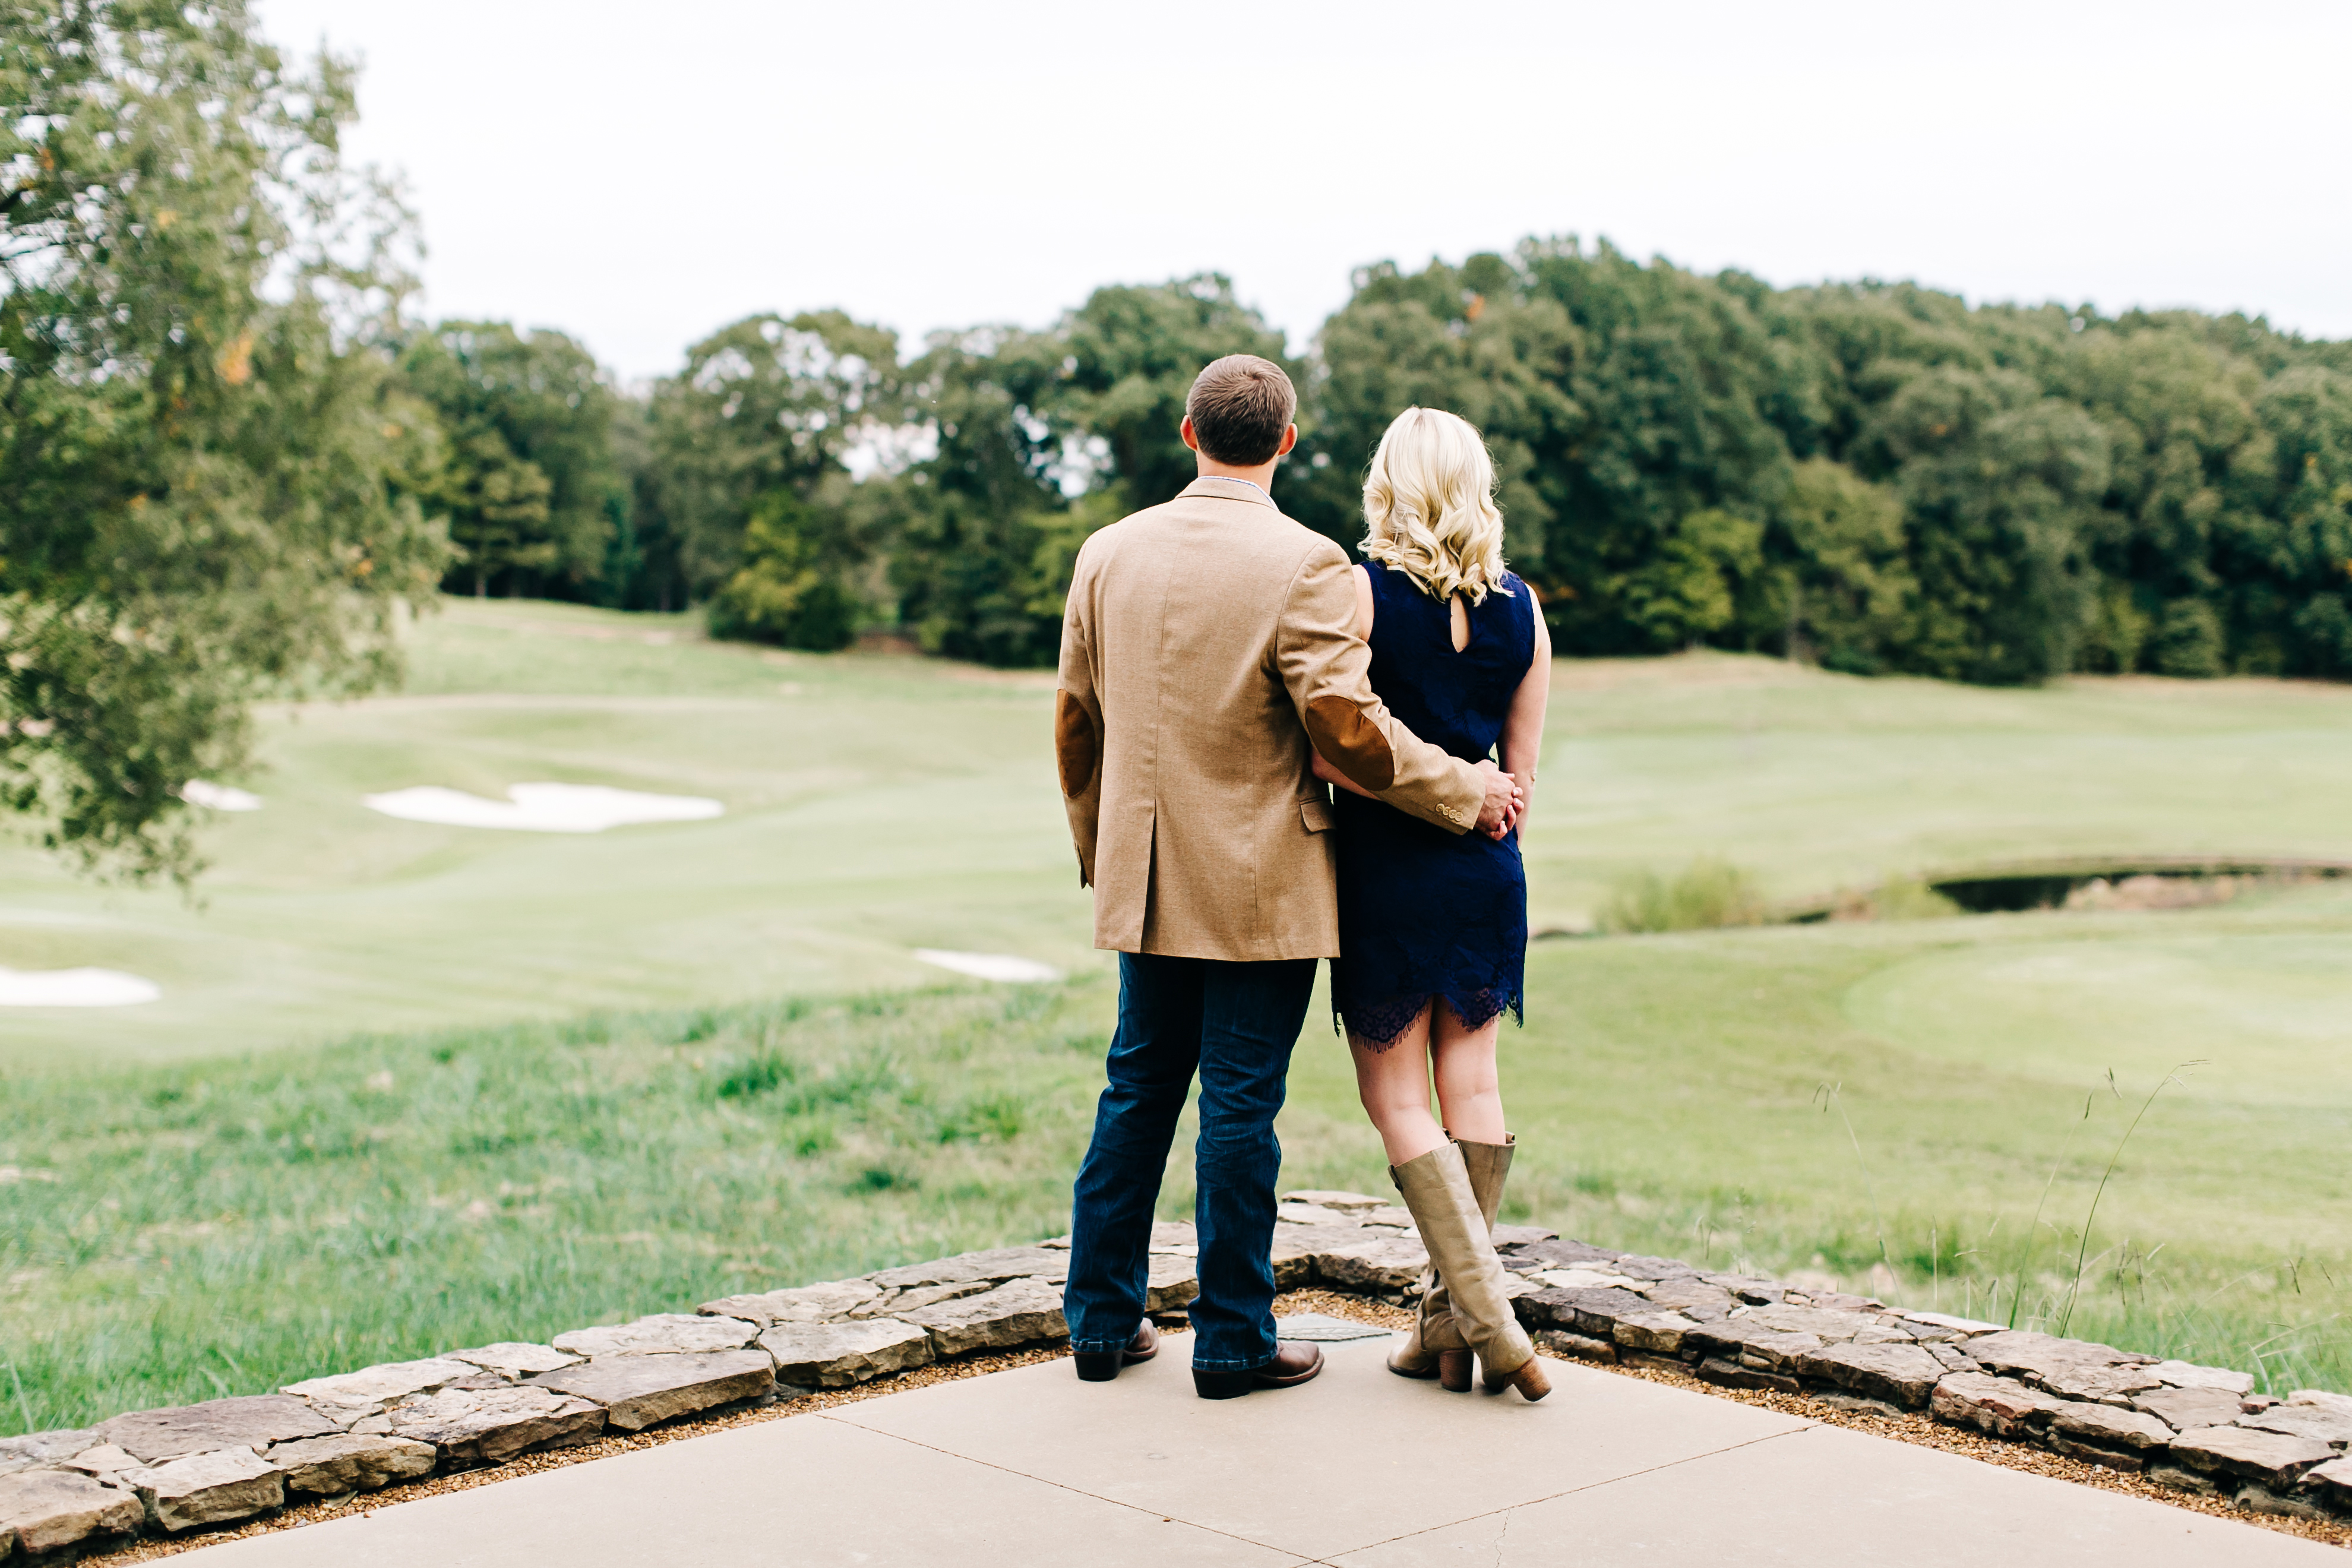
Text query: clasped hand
1310 749 1527 839
1472 759 1525 840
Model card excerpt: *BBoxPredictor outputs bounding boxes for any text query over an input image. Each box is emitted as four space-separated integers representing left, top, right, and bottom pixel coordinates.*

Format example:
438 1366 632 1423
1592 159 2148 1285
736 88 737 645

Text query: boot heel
1073 1352 1122 1382
1484 1355 1551 1401
1437 1349 1472 1392
1192 1368 1252 1400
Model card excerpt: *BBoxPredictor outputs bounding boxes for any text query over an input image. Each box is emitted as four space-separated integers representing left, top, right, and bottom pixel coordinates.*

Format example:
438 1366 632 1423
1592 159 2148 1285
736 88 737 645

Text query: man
1054 355 1522 1399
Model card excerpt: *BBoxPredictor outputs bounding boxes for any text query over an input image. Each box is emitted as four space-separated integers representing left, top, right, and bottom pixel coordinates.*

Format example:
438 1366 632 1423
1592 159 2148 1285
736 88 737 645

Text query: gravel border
1287 1289 2352 1553
78 1289 2348 1563
73 1338 1079 1566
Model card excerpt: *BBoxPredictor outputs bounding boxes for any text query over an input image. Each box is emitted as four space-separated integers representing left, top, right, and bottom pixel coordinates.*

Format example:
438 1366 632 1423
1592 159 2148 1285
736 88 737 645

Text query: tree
1773 459 1912 673
1309 242 1826 656
1857 367 2109 684
2249 365 2352 677
707 492 856 651
889 327 1076 665
602 394 685 612
1052 275 1297 515
611 243 2352 688
1516 239 1828 655
1783 287 2352 681
397 321 624 598
648 309 905 599
1616 508 1766 650
1297 251 1572 559
1 1 448 880
887 280 1292 666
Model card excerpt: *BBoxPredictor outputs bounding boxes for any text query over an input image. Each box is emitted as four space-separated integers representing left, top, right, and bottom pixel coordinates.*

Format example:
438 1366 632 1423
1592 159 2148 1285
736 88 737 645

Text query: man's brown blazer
1054 476 1487 961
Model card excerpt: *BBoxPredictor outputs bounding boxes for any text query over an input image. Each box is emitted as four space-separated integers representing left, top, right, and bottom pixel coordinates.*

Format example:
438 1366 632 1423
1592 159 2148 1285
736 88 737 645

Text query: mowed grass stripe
7 600 2352 1060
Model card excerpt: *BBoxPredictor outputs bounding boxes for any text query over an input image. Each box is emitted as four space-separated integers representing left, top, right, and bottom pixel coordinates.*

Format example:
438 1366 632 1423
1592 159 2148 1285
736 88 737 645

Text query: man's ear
1180 416 1200 453
1276 423 1298 458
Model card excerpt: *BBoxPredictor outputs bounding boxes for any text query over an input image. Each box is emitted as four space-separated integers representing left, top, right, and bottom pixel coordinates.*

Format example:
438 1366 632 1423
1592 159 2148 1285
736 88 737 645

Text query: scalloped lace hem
1336 988 1523 1051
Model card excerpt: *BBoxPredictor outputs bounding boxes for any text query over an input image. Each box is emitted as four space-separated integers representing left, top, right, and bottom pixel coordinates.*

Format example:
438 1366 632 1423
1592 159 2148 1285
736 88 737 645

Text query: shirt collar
1181 475 1277 508
1196 474 1269 498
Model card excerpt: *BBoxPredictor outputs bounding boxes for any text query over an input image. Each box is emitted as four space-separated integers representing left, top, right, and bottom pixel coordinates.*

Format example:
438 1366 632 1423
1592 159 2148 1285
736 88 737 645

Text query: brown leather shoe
1073 1321 1159 1383
1192 1341 1324 1400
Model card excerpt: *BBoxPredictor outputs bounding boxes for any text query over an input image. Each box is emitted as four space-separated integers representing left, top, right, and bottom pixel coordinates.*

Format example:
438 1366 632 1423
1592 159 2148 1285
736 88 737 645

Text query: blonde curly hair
1359 407 1511 604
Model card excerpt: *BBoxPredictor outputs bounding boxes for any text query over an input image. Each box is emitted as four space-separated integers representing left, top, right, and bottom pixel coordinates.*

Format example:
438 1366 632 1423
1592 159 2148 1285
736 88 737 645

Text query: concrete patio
193 1334 2335 1566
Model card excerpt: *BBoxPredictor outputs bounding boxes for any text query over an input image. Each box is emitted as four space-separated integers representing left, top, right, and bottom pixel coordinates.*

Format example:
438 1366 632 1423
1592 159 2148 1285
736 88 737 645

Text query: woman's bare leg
1430 1003 1506 1146
1349 1003 1448 1167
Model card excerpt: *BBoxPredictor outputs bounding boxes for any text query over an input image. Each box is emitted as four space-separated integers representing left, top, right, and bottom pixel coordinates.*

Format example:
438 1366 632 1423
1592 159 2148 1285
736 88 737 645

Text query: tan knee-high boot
1456 1137 1534 1393
1389 1143 1550 1401
1385 1256 1449 1382
1387 1135 1516 1390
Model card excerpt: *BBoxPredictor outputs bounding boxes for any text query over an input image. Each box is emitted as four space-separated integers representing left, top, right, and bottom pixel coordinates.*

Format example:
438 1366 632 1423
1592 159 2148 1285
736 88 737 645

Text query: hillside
2 599 2348 1426
4 598 2350 1061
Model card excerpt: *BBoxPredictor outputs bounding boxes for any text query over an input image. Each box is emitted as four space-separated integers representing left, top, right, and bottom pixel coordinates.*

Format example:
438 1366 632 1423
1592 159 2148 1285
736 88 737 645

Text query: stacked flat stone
3 1203 2343 1557
1493 1235 2352 1525
0 1231 1198 1558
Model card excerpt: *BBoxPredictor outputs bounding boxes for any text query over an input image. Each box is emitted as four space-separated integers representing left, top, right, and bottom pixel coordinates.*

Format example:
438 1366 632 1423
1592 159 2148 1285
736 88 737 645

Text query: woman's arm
1498 584 1551 827
1308 565 1382 798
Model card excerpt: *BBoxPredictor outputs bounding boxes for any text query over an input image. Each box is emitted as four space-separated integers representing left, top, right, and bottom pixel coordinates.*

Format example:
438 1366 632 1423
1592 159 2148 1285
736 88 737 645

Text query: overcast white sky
257 0 2351 380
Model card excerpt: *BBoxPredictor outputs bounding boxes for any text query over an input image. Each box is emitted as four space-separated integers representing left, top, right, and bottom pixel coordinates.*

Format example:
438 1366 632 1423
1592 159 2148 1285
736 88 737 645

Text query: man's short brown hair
1186 355 1297 466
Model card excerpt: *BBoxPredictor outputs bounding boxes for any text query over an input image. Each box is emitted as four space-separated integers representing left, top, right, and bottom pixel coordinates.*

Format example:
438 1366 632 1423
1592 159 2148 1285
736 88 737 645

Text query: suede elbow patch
1055 689 1098 797
1305 696 1396 793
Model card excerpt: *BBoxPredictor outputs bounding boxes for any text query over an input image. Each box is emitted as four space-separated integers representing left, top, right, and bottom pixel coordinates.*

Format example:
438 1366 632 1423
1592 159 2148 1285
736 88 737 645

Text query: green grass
4 599 2351 1428
1595 855 1769 932
0 983 1117 1432
1468 886 2352 1394
8 893 2348 1429
0 601 1087 1064
7 602 2352 1063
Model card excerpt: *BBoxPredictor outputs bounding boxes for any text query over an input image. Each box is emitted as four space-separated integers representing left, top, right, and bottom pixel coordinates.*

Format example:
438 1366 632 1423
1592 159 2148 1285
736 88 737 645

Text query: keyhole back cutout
1449 594 1470 653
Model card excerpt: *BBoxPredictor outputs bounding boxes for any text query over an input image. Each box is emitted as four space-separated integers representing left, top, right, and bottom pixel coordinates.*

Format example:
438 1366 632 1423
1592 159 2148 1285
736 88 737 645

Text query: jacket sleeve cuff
1421 760 1485 834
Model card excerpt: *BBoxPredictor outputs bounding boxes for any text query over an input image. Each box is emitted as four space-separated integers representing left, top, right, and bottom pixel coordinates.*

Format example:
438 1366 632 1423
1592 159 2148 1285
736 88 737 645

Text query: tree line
9 2 2351 875
441 258 2352 688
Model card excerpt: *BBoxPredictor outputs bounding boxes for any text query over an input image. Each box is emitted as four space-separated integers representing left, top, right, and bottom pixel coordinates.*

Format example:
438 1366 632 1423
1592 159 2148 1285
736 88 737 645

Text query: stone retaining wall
4 1193 2345 1555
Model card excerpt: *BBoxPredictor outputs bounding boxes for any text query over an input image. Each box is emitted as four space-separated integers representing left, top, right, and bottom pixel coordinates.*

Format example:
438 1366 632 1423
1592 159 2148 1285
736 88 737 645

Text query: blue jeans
1064 952 1317 1371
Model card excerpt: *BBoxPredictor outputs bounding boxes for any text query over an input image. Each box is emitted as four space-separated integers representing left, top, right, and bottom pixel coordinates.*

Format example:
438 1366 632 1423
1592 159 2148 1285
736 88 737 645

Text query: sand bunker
179 780 263 811
0 968 162 1006
361 782 725 833
913 949 1063 983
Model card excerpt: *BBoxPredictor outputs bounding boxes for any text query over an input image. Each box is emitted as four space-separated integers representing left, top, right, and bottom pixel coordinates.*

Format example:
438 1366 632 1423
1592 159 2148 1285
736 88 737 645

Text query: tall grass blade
2018 1088 2098 1327
2057 1061 2205 1338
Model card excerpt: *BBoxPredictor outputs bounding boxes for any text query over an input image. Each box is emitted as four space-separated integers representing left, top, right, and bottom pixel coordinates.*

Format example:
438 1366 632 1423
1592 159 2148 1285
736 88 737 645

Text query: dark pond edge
1785 856 2352 924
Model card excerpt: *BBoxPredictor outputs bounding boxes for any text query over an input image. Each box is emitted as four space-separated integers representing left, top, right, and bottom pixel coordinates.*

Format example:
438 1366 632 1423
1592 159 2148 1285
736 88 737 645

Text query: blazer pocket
1300 798 1335 833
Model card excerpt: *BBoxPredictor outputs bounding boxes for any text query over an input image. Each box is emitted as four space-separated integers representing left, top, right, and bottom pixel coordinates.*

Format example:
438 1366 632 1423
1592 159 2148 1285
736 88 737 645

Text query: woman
1311 406 1553 1402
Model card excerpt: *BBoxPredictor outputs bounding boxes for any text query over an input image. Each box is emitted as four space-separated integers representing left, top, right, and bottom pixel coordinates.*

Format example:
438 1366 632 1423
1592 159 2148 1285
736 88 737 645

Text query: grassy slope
1 986 1116 1432
1530 657 2352 924
7 600 2351 1061
4 599 2350 1427
0 602 1087 1062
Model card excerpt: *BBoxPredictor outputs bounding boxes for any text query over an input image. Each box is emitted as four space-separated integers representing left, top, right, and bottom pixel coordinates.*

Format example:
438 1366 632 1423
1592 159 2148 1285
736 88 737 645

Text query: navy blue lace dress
1329 565 1536 1048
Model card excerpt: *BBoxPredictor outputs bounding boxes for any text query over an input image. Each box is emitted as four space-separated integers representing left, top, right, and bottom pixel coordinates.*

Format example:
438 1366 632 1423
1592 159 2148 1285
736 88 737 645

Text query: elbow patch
1305 696 1396 793
1055 689 1097 797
